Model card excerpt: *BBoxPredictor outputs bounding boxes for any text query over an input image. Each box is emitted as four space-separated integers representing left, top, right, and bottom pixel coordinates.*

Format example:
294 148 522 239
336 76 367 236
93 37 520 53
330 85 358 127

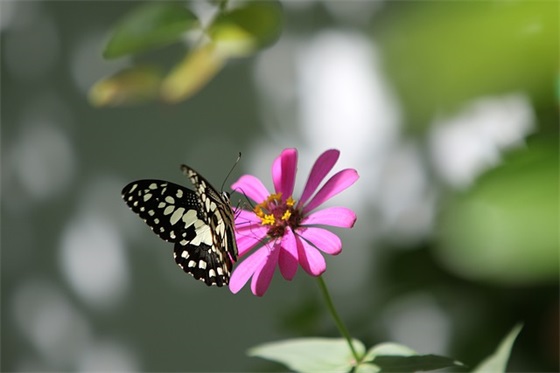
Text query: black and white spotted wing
121 165 238 287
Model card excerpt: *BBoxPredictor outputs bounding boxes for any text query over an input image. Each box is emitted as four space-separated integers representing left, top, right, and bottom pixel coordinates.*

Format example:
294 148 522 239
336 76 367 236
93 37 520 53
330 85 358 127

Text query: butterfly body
121 165 238 287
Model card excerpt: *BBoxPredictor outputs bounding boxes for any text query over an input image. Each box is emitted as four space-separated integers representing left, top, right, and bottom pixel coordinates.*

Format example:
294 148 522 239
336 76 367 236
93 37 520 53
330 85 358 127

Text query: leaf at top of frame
103 2 199 59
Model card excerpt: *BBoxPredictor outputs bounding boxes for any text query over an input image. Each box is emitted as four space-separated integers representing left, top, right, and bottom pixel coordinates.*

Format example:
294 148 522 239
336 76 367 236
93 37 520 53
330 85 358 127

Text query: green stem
197 0 229 48
317 275 361 363
218 0 229 11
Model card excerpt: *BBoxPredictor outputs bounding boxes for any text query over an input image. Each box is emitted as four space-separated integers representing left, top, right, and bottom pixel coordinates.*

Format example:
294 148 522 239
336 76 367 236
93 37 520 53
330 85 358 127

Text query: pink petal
251 244 280 296
299 149 340 207
272 154 281 191
278 228 299 280
296 235 326 276
272 148 298 198
235 220 267 235
232 175 269 203
301 207 357 228
235 227 268 257
303 169 359 214
299 228 342 255
229 246 269 294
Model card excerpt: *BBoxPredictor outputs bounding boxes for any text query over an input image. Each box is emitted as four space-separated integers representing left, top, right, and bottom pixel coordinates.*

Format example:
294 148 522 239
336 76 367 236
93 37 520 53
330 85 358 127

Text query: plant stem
218 0 229 11
317 275 361 363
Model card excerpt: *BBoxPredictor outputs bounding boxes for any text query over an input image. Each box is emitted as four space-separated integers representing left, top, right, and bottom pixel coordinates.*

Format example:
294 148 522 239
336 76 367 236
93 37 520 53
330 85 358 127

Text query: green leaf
363 343 465 373
248 338 365 373
209 0 282 57
473 324 523 373
436 138 559 285
355 363 381 373
160 43 225 103
89 65 162 106
372 1 557 127
371 355 466 372
364 342 418 361
103 2 199 59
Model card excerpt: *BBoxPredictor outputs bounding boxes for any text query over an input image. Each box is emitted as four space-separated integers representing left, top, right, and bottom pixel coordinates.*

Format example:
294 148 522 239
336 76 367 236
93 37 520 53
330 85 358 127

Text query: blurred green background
1 1 558 371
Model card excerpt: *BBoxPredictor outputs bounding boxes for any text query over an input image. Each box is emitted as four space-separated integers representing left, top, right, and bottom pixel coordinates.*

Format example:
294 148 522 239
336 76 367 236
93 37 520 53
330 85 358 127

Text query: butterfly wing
122 176 236 286
122 180 200 243
122 165 239 287
178 165 238 285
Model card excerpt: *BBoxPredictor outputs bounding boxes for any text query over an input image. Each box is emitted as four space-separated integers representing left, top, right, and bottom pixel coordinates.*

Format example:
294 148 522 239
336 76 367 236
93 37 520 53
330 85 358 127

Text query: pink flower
229 148 359 296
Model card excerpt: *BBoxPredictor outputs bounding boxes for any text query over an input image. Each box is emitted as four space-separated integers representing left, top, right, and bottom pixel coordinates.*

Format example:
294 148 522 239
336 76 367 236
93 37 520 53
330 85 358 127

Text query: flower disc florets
254 193 303 238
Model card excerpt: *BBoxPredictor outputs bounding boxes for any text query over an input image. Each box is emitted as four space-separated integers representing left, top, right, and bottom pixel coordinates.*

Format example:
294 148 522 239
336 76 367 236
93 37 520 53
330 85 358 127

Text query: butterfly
121 165 238 287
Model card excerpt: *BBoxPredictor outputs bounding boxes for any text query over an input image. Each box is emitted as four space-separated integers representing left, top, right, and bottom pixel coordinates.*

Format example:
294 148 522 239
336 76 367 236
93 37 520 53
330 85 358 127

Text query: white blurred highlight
0 1 16 31
324 1 382 25
378 142 435 244
430 94 535 188
12 280 139 371
11 124 75 200
77 340 139 372
383 293 451 355
297 31 401 172
12 280 93 367
60 213 129 310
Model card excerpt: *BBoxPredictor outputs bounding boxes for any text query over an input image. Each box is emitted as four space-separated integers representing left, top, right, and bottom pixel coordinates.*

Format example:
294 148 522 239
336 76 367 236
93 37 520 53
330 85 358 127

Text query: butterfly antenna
221 152 242 192
230 184 257 210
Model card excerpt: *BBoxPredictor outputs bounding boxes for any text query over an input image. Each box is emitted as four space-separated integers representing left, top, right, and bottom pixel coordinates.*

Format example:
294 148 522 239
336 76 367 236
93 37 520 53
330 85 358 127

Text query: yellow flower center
253 193 303 238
